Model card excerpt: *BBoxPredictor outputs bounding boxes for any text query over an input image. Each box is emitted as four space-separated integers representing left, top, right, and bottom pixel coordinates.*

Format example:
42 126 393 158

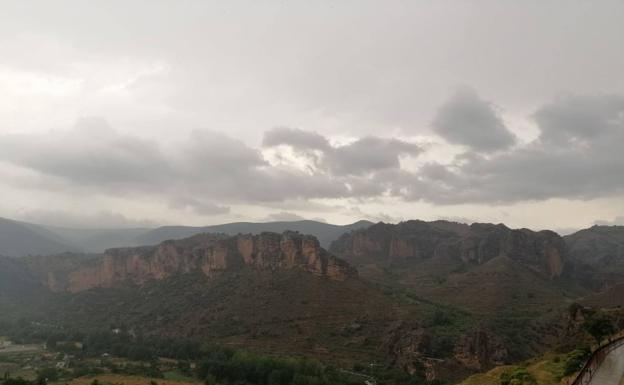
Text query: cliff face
382 321 508 379
453 328 508 371
330 220 567 279
45 231 356 292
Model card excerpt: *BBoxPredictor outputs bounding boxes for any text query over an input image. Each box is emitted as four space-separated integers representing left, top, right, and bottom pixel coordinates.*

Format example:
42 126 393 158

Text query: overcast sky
1 0 623 232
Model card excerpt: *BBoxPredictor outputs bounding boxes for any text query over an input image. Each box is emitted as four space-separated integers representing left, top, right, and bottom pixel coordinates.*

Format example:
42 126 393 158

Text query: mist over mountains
0 216 373 256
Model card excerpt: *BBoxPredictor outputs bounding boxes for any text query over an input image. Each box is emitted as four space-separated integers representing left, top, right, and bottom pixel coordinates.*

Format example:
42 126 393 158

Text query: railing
570 334 624 385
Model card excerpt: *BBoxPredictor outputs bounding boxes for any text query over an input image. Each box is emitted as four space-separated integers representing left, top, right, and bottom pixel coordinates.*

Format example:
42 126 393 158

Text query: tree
36 368 58 384
584 315 615 345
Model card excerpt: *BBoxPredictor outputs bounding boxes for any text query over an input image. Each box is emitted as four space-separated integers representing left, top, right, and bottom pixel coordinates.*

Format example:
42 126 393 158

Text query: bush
36 368 58 383
563 348 590 376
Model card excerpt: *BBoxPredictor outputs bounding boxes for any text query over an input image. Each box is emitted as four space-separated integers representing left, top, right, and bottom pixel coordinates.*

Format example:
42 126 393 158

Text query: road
0 344 42 354
587 342 624 385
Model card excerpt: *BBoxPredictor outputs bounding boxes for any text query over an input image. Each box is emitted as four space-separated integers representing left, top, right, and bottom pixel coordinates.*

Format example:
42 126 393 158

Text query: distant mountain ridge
0 217 80 257
0 217 373 256
135 219 373 248
564 225 624 286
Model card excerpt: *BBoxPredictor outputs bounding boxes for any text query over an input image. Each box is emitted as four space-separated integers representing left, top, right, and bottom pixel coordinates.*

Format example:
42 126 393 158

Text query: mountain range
2 217 624 382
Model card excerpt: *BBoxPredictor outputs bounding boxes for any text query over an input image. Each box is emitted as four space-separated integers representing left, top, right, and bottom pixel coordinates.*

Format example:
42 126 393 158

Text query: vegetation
583 314 615 345
0 324 444 385
459 350 587 385
499 367 536 385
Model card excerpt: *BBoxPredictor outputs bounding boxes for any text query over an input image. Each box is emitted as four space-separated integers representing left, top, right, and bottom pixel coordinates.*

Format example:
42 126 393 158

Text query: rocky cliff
331 220 567 279
382 321 508 380
43 231 356 292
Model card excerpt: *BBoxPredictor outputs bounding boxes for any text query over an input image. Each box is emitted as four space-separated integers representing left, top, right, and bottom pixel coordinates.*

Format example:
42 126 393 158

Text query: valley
0 221 624 384
2 219 624 384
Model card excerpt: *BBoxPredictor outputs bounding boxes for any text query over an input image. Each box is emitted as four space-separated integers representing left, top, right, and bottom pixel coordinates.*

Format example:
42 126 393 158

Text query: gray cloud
327 137 421 176
406 94 624 204
1 93 623 222
262 127 330 151
168 197 230 216
261 212 328 223
0 118 170 190
535 94 624 145
263 128 421 176
0 120 353 206
432 87 516 151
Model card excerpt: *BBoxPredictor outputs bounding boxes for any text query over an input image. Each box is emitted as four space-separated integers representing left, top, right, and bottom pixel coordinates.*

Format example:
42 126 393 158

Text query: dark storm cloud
432 87 516 151
405 94 624 204
263 127 421 176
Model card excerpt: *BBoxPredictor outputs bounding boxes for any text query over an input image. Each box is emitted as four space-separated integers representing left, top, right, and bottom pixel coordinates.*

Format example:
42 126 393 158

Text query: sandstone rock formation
43 231 356 292
331 220 567 279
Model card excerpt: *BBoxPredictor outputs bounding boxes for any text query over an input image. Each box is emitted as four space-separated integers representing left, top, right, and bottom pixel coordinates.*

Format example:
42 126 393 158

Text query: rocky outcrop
453 328 508 371
382 321 508 377
330 220 567 279
382 321 429 375
44 231 356 292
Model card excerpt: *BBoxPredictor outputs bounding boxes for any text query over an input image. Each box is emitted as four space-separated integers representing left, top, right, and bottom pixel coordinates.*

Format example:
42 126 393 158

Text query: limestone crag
331 220 567 278
46 231 356 292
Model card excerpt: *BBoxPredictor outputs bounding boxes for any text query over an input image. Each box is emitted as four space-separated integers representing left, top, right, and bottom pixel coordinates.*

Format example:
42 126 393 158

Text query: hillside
0 256 50 320
0 217 79 257
0 230 523 381
329 220 590 360
564 225 624 286
3 221 622 382
329 221 579 304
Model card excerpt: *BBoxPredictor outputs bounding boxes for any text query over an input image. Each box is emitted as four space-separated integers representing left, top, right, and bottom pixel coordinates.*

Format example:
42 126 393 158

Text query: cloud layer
409 94 624 204
1 93 623 219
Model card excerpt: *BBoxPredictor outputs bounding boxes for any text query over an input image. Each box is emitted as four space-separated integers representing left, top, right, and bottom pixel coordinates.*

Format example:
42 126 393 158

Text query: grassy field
162 371 196 382
459 353 575 385
56 374 202 385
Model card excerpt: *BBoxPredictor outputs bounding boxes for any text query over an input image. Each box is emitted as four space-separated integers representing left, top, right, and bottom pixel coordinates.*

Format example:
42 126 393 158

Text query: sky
0 0 623 232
